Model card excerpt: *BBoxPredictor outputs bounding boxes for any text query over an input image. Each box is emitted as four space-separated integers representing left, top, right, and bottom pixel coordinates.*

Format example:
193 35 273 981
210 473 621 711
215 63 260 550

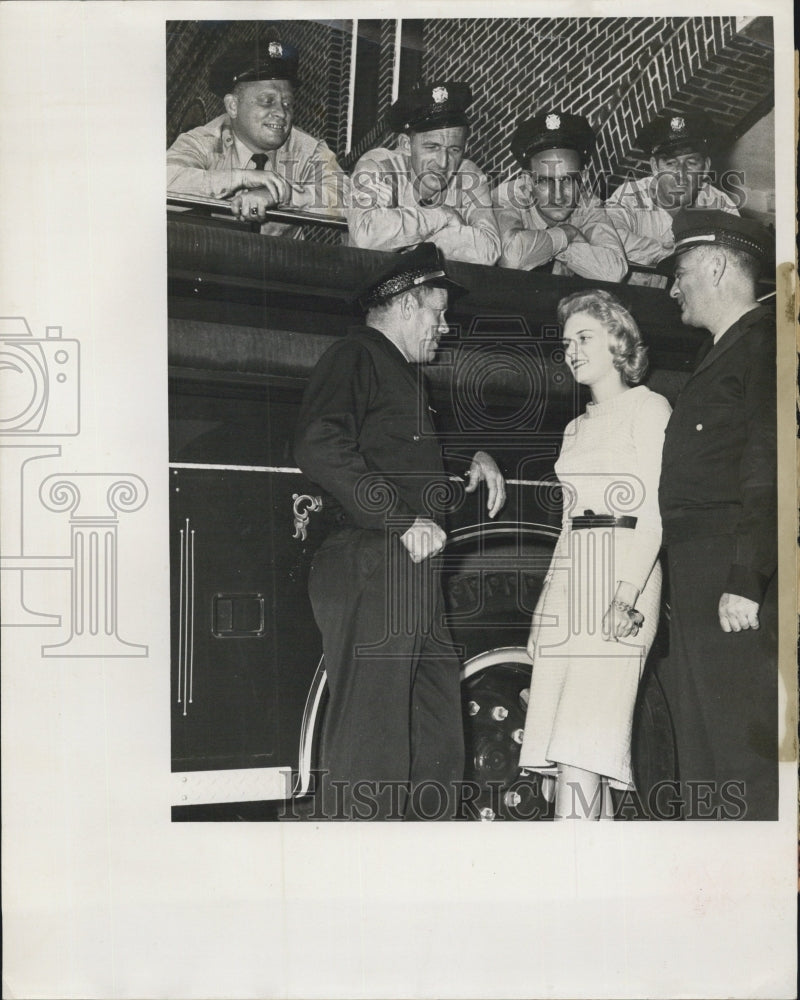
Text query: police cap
670 209 772 265
510 112 595 170
387 81 473 133
638 110 723 158
209 39 300 97
356 243 467 311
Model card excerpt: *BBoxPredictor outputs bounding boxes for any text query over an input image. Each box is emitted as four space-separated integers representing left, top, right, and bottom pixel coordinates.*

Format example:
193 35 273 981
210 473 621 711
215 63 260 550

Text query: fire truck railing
167 192 348 230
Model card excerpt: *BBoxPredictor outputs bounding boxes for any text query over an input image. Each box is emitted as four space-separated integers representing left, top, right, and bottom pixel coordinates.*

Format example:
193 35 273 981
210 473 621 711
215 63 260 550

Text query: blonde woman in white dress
519 289 672 820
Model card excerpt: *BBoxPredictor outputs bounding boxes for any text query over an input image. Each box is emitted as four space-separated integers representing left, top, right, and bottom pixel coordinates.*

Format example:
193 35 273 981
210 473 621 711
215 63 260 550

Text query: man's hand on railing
168 191 352 230
231 178 291 222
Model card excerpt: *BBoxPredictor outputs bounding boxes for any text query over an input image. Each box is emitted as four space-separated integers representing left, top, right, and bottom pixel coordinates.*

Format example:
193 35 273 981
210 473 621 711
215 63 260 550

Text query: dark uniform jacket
294 326 448 533
659 304 776 603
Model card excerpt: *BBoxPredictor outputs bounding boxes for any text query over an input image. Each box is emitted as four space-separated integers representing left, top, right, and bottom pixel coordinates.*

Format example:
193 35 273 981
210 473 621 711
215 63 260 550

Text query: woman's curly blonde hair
557 288 649 386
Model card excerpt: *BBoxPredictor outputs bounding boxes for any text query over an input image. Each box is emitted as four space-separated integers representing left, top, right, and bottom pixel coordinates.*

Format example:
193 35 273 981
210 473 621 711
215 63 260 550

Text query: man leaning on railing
604 110 739 268
346 82 501 266
167 36 349 238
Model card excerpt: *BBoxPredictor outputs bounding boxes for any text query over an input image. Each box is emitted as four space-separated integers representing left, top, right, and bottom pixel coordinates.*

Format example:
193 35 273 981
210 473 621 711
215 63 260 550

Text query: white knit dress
519 385 672 790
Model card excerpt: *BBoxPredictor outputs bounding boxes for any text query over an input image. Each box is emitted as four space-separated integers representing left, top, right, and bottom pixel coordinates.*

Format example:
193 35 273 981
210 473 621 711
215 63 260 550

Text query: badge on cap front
670 116 686 133
268 41 283 58
545 113 561 130
432 86 448 104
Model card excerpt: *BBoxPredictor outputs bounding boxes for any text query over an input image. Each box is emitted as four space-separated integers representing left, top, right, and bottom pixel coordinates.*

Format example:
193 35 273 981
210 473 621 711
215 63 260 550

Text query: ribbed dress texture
519 385 672 789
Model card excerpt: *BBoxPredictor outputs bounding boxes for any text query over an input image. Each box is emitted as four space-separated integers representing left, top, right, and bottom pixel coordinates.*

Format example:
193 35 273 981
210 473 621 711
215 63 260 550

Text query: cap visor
403 111 470 133
354 274 468 312
418 275 468 303
652 140 708 158
655 241 699 275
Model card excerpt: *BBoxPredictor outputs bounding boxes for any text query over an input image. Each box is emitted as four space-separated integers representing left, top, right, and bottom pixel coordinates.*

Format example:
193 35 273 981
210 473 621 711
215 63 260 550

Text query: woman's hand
603 582 644 642
603 600 644 641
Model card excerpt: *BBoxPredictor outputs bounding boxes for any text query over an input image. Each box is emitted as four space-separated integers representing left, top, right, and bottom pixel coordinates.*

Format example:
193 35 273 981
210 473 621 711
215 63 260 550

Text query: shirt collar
232 132 271 170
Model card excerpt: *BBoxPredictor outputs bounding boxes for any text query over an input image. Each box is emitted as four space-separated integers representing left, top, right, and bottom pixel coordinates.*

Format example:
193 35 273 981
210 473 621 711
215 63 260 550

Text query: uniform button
696 423 703 431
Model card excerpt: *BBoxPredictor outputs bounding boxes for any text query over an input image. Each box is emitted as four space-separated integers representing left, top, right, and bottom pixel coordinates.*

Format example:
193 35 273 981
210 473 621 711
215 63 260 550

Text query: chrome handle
178 524 184 705
177 518 196 716
188 526 195 709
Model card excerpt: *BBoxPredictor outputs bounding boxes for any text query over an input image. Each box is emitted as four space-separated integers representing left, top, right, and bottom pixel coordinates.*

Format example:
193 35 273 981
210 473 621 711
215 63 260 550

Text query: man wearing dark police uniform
347 82 501 265
658 209 777 820
294 244 505 819
492 111 627 281
167 37 348 235
605 110 738 266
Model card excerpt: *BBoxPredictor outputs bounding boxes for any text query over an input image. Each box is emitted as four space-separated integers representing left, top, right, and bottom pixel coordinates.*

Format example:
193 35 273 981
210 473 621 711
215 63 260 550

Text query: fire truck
167 205 702 821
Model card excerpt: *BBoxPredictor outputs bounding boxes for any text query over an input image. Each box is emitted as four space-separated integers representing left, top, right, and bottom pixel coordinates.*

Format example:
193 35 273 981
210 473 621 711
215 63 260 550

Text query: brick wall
166 22 221 144
331 26 351 159
421 17 772 197
604 20 774 190
338 21 399 170
378 20 398 117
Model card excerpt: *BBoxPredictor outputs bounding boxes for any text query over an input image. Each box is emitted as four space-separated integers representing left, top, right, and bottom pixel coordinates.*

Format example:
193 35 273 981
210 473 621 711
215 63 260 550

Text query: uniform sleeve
703 185 741 217
604 200 674 267
293 342 417 531
348 151 455 251
430 167 501 265
557 207 628 282
167 129 249 199
284 139 350 216
616 392 672 594
493 178 563 270
725 321 777 601
348 154 499 263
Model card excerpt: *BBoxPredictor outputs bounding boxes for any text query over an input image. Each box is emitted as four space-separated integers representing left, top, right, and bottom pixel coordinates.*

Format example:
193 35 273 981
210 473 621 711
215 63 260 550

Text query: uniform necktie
247 154 270 230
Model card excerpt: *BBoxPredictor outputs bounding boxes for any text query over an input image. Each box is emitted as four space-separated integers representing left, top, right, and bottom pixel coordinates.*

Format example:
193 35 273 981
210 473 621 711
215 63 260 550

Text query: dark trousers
659 535 778 819
308 528 465 820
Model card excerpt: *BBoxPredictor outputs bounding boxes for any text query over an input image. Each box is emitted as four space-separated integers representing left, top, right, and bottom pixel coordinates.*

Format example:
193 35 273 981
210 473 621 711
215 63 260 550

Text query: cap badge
268 41 283 58
545 113 561 130
432 86 448 104
670 116 686 133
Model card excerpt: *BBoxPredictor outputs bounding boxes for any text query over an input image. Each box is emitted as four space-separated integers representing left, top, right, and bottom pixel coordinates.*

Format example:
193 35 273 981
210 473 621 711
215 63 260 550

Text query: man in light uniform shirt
492 112 628 282
605 110 739 266
167 38 348 237
347 81 501 265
